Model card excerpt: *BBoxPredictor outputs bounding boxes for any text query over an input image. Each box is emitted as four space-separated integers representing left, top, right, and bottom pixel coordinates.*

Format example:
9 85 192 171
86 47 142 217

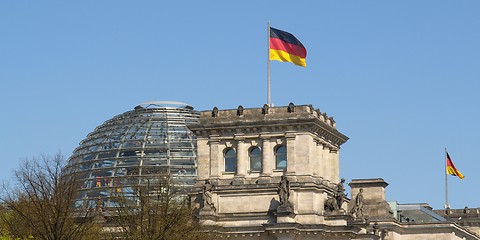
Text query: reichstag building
67 101 480 240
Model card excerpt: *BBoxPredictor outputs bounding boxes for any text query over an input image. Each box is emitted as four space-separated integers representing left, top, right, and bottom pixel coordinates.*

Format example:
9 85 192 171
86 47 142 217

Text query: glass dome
67 101 199 208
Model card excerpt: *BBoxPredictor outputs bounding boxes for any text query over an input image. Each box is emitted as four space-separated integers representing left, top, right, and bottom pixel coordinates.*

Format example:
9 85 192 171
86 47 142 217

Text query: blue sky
1 1 479 210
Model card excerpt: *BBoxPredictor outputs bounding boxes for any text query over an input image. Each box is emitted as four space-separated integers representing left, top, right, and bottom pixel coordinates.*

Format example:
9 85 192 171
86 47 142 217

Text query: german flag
446 152 464 179
269 27 307 67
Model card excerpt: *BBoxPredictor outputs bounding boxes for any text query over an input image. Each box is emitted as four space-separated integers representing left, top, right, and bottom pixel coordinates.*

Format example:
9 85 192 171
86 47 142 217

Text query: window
275 145 287 171
224 148 237 173
249 147 262 172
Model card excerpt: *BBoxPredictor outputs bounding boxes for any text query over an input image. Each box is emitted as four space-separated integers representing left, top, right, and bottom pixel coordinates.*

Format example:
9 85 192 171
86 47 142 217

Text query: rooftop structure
190 103 480 240
67 101 199 209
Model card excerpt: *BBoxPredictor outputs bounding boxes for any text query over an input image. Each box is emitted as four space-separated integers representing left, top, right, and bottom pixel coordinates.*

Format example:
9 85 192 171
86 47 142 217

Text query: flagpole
267 21 271 107
445 147 449 210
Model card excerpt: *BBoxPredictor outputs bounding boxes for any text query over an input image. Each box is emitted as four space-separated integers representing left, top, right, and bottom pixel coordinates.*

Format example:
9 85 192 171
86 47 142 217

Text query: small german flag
446 151 464 179
269 27 307 67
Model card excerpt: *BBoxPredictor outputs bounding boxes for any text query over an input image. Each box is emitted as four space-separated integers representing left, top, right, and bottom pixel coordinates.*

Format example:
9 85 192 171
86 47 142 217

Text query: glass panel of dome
119 150 138 157
79 163 92 171
113 167 126 176
91 169 112 177
87 145 100 152
82 180 93 188
117 158 140 166
121 140 143 148
142 159 167 166
98 160 114 167
82 154 95 161
98 151 117 159
143 149 163 156
125 169 139 176
170 159 195 166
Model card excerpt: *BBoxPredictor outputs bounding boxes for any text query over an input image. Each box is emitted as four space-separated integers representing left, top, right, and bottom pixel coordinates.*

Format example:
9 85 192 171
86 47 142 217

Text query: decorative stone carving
277 176 290 207
351 188 364 219
202 180 216 212
287 102 295 113
212 107 219 118
237 105 244 116
329 117 336 128
322 112 328 121
262 104 269 114
307 104 314 113
324 196 338 212
334 178 346 210
380 229 388 240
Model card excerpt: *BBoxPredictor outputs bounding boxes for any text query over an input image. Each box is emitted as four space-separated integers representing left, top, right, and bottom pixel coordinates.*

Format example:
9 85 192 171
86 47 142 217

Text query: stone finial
237 105 244 116
212 107 219 118
322 112 328 122
329 117 335 123
287 102 295 113
262 104 269 115
329 117 336 128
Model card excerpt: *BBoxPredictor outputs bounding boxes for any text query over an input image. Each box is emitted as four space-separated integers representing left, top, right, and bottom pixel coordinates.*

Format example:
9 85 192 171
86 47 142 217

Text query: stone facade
435 208 480 236
189 104 479 240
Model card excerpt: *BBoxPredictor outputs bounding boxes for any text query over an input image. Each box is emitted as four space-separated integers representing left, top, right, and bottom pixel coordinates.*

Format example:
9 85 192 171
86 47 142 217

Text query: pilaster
285 132 296 175
261 136 273 176
235 134 247 177
313 141 323 177
209 138 221 178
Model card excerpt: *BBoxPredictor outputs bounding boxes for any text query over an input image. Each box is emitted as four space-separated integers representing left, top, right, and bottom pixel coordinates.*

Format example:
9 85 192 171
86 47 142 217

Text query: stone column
236 139 248 176
330 149 339 183
261 137 273 176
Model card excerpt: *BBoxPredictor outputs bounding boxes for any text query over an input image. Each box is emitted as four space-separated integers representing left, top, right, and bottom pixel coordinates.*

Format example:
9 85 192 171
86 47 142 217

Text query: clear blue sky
1 1 479 210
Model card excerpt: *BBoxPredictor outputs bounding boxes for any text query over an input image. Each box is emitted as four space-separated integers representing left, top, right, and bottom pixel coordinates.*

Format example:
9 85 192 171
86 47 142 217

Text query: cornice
190 104 349 147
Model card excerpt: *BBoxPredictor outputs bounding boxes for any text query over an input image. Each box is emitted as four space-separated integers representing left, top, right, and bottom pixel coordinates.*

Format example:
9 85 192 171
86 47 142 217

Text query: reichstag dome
67 101 199 208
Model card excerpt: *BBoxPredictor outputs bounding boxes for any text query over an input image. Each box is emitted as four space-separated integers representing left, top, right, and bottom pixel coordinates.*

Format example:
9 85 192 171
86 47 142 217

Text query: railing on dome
135 101 193 110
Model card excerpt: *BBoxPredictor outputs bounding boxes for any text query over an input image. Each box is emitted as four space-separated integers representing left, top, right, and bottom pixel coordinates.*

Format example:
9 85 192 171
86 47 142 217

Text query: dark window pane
249 147 262 171
224 148 237 173
275 146 287 170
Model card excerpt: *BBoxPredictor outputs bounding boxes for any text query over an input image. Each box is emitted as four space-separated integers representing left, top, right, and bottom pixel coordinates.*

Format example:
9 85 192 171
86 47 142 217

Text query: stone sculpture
277 176 290 206
202 179 215 211
351 188 364 219
334 178 346 210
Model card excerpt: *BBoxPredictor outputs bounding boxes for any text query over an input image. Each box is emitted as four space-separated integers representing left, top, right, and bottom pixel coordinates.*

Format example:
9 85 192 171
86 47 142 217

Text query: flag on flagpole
446 152 464 179
269 27 307 67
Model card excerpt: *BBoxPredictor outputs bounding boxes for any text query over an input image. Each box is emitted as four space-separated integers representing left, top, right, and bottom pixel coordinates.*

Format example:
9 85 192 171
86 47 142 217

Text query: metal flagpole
445 147 449 210
267 21 271 107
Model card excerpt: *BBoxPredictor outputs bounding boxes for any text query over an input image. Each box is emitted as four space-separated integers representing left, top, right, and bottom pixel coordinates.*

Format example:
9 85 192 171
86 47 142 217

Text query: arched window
249 147 262 172
275 145 287 171
224 148 237 173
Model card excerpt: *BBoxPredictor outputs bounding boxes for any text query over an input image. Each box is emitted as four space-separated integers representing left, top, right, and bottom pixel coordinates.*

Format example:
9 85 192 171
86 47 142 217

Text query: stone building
190 103 479 240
